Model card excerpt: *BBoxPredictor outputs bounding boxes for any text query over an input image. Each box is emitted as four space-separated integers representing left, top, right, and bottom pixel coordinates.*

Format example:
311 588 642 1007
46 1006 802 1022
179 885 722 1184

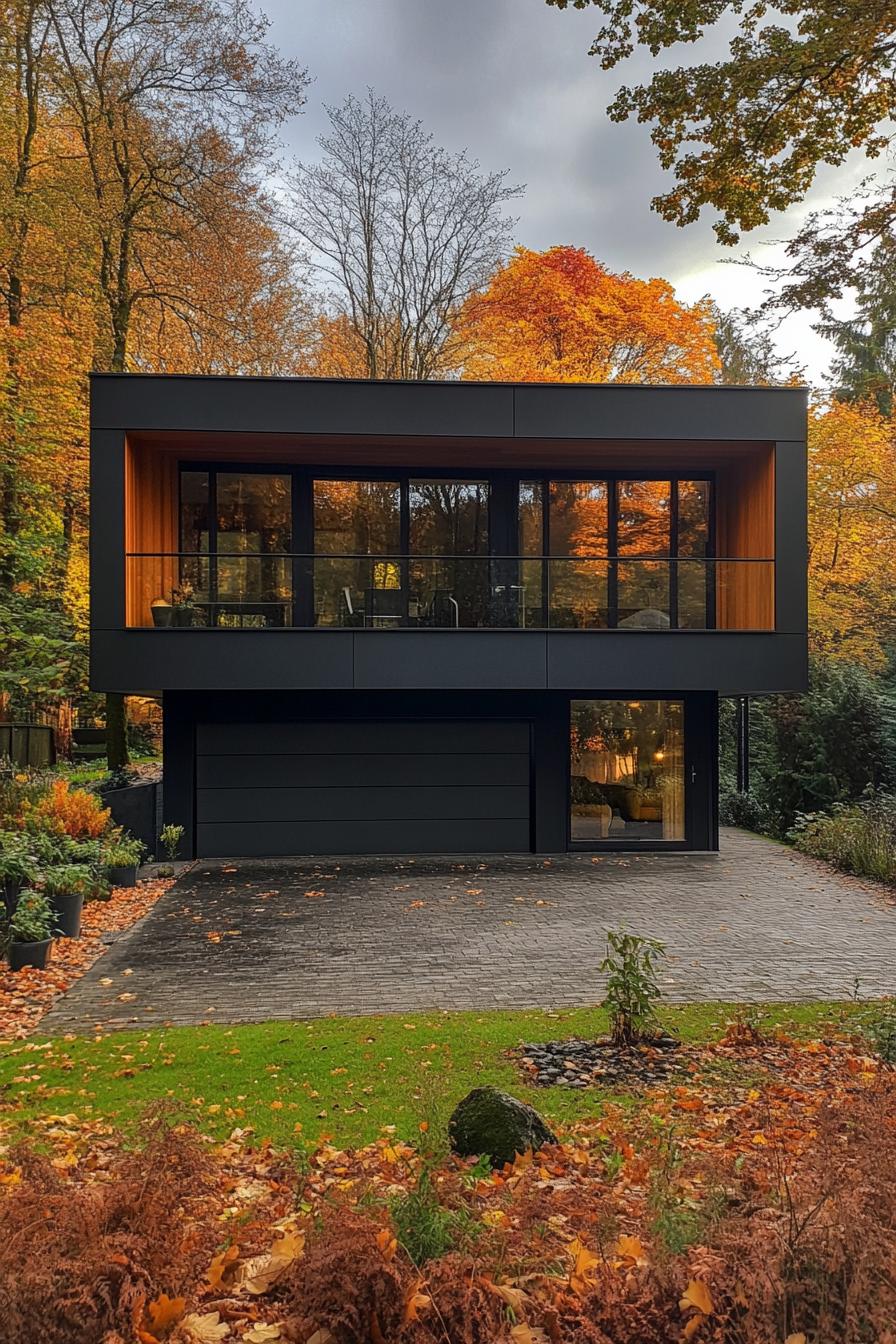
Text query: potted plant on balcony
4 890 56 970
170 581 196 627
103 834 144 887
41 863 96 938
150 597 173 627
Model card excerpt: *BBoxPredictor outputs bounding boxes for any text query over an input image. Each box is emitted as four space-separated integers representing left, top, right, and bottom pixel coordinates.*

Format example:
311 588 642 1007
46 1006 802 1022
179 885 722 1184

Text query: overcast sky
263 0 869 385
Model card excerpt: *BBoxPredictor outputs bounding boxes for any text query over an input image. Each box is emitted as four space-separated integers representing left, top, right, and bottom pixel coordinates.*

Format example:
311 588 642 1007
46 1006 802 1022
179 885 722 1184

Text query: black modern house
90 375 808 859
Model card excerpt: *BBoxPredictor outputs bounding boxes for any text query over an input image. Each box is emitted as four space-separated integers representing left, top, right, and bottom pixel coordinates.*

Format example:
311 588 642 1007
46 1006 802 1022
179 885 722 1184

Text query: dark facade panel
92 629 808 695
90 630 355 693
196 817 531 857
90 373 515 439
514 384 807 442
774 441 810 635
89 429 125 632
546 631 808 694
352 631 548 690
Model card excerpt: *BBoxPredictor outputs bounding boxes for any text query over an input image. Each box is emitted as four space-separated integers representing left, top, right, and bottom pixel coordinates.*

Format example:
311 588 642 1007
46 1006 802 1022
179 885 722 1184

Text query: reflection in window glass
409 480 489 555
519 481 543 556
616 481 671 626
313 480 401 627
215 473 291 623
547 481 609 628
616 480 670 555
180 471 209 553
313 480 400 554
408 480 490 628
677 480 711 629
548 481 607 556
570 699 685 842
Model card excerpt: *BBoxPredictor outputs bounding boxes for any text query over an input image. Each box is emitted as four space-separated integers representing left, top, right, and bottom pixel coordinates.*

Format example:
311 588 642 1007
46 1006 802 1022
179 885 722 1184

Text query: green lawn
0 1001 861 1150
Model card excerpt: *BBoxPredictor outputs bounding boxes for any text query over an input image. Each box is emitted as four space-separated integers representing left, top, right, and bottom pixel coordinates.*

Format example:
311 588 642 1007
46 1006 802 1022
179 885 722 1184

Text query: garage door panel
197 751 530 790
196 818 531 858
196 784 530 825
197 720 530 757
195 719 532 857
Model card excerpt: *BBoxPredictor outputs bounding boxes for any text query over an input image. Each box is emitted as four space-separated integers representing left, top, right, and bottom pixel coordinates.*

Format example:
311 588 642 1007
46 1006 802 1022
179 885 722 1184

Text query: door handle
689 766 697 784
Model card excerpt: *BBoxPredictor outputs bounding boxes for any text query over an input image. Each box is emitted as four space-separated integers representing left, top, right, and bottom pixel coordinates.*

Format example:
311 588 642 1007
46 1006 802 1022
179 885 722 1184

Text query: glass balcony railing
124 553 775 631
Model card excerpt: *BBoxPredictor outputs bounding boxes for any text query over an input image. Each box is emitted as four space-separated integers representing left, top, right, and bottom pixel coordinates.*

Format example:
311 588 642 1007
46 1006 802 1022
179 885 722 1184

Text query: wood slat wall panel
125 438 178 626
716 449 775 630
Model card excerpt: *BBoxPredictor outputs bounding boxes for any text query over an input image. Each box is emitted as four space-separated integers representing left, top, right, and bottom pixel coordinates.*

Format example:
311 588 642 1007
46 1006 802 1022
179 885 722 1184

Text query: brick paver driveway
43 828 896 1032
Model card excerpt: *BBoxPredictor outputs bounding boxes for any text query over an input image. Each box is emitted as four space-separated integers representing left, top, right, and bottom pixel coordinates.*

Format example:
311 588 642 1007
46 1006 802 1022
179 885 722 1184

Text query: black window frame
178 463 716 629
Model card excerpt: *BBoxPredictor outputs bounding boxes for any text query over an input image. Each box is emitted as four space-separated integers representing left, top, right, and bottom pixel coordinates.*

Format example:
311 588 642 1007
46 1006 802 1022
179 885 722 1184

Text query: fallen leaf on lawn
145 1292 186 1333
683 1315 708 1340
679 1280 713 1316
487 1281 529 1314
242 1327 282 1342
376 1227 398 1261
179 1311 230 1341
239 1230 305 1295
568 1237 600 1295
784 1337 807 1344
510 1327 550 1344
305 1332 335 1344
614 1233 647 1266
403 1279 432 1322
206 1243 240 1290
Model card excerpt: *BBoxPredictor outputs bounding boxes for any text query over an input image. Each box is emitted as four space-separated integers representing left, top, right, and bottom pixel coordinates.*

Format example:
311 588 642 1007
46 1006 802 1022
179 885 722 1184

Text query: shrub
0 833 39 890
789 795 896 884
5 890 55 944
24 778 111 840
601 927 667 1046
721 658 896 838
860 1001 896 1064
41 864 104 900
719 788 772 834
159 823 184 861
102 834 145 867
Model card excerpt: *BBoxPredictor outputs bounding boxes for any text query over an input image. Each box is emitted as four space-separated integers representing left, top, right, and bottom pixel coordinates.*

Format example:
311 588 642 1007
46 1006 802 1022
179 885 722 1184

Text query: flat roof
90 373 807 443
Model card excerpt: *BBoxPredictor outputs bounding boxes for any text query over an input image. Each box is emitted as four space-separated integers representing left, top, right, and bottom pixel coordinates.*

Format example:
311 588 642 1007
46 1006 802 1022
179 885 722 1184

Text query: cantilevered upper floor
89 374 808 695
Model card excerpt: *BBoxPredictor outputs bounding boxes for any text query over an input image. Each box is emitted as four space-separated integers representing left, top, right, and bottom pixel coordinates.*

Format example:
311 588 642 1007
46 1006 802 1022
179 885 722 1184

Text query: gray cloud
264 0 861 380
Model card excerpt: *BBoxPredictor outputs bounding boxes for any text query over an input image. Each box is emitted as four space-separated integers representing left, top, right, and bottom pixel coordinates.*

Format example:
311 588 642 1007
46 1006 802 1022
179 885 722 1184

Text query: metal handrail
126 551 775 562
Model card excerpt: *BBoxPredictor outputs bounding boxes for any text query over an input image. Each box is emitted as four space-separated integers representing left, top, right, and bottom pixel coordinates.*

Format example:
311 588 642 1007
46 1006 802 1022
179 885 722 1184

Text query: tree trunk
106 692 129 770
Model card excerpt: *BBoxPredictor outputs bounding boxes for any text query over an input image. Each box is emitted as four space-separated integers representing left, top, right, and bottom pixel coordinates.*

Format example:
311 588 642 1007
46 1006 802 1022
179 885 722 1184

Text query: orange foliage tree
808 399 896 669
458 246 720 384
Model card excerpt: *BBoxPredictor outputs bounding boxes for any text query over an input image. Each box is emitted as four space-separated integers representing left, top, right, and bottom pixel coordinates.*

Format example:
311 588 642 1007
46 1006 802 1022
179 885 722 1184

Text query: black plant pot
49 891 84 938
151 604 173 628
8 937 52 971
108 863 138 888
171 606 195 627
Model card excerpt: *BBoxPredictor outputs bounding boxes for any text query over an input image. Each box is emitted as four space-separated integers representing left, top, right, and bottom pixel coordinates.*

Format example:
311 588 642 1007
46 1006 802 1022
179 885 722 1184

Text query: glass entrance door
570 699 686 844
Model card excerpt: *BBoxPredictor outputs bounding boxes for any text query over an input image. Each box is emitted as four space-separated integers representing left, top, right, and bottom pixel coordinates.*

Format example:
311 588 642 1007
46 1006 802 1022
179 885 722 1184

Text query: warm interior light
654 749 665 761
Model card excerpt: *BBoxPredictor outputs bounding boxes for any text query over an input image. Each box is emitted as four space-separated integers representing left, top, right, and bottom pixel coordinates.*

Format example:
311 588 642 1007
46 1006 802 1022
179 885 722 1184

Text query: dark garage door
195 720 532 857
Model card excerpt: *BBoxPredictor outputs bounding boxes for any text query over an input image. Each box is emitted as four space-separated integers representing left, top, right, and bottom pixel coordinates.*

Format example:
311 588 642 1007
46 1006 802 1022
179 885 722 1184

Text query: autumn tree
808 399 896 668
547 0 896 303
290 90 522 380
816 241 896 417
40 0 308 765
710 305 804 386
459 245 719 384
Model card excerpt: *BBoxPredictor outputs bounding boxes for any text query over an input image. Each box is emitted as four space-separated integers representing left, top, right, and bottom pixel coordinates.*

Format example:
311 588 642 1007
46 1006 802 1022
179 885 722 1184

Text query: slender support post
736 696 750 794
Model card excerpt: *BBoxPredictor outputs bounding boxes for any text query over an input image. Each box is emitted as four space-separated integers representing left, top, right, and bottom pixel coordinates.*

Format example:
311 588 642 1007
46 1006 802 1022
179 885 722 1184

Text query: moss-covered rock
448 1086 557 1168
